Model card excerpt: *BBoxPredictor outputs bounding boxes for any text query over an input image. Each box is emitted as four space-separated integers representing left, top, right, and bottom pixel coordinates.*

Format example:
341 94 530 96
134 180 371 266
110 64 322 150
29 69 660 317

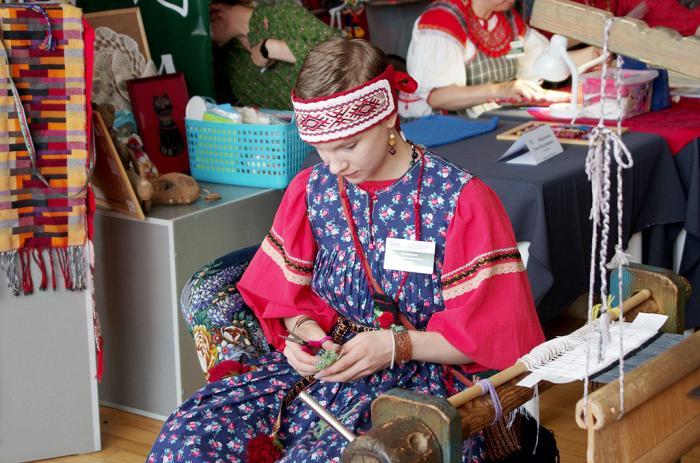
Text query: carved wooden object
341 417 442 463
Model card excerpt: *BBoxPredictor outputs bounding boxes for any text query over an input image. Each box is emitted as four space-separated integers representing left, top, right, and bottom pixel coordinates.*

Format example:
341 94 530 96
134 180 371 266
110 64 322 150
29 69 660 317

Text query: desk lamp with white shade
533 34 606 119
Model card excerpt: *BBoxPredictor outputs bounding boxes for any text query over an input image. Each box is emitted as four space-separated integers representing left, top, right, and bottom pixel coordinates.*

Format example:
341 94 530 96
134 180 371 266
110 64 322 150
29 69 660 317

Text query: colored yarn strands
0 3 92 295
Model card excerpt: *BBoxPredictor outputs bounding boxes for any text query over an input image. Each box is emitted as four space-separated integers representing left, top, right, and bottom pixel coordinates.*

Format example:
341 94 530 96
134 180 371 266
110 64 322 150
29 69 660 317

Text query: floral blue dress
148 152 543 462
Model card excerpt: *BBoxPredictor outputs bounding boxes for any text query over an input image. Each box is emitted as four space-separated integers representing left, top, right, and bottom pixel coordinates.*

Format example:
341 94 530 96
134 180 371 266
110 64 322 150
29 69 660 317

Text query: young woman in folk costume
147 37 544 463
400 0 599 117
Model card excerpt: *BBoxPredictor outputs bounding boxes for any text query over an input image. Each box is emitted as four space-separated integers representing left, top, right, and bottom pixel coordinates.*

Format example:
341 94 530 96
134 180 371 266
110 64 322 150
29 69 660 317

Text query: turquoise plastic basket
186 111 312 189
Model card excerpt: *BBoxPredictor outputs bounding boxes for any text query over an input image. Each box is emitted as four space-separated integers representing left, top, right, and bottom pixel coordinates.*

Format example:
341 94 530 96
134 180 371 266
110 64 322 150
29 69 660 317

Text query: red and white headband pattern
291 66 417 144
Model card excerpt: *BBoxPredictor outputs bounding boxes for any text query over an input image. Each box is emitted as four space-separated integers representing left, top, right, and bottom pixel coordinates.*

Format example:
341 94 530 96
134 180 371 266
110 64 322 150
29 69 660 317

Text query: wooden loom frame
527 2 700 455
529 0 700 80
576 331 700 462
341 264 697 463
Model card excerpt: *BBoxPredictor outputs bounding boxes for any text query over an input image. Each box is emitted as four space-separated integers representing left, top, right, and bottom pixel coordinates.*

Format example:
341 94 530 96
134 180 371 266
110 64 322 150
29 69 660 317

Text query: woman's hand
494 79 546 102
281 315 340 376
283 340 322 377
283 338 340 377
314 330 394 383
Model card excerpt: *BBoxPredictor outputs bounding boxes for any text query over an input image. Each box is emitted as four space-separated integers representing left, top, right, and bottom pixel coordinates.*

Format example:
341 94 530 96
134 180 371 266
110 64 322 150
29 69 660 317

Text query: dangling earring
388 131 397 155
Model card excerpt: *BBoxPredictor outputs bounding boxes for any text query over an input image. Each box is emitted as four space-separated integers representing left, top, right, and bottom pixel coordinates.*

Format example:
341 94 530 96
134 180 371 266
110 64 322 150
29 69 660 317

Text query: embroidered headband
291 65 417 144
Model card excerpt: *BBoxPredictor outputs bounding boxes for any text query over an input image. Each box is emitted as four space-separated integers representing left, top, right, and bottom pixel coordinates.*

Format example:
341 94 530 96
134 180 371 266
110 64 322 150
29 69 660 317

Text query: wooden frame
92 111 146 220
496 121 627 146
85 7 151 61
530 0 700 79
576 332 700 463
342 264 695 463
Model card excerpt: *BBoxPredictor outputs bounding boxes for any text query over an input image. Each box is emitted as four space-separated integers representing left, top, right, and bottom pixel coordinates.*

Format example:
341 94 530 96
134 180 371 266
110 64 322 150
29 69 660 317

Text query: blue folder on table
402 115 499 148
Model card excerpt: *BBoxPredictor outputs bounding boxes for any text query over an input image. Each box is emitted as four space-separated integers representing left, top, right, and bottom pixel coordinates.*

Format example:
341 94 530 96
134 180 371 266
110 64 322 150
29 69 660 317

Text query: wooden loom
576 331 700 462
338 264 697 463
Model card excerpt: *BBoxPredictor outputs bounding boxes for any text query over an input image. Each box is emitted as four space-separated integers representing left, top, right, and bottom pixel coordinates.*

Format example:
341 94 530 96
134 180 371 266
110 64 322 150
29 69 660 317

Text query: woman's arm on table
428 79 547 110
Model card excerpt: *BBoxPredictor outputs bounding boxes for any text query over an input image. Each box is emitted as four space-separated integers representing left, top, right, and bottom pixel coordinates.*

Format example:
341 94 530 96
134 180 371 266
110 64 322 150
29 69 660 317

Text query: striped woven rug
0 3 90 295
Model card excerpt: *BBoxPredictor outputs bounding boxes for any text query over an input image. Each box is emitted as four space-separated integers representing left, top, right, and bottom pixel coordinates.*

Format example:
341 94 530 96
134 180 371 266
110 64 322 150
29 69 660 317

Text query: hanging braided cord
610 51 630 419
582 17 635 421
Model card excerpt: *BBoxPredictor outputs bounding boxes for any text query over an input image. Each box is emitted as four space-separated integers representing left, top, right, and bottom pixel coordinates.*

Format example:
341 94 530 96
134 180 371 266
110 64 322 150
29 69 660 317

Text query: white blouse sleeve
516 27 549 81
401 22 466 118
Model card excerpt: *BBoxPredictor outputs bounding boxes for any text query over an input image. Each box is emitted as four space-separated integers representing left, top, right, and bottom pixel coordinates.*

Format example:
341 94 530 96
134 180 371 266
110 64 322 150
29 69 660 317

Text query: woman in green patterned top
210 0 339 109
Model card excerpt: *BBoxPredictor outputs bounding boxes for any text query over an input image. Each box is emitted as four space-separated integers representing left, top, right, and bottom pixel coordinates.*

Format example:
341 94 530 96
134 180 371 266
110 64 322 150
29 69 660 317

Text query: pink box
581 69 658 119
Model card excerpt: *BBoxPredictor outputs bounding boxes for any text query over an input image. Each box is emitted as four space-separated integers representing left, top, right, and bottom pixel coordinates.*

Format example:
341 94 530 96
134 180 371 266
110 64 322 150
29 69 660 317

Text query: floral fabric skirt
147 349 486 463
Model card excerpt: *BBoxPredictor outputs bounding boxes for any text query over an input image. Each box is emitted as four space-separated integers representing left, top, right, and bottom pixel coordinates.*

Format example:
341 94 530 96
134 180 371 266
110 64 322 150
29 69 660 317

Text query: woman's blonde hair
294 37 387 99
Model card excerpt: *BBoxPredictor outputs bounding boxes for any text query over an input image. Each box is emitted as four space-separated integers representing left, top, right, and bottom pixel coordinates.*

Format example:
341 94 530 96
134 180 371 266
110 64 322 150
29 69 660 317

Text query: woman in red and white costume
148 37 545 463
400 0 598 118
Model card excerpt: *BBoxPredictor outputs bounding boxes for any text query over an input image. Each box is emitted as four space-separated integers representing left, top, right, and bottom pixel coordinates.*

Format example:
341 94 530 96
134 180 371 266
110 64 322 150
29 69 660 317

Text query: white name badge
506 40 525 59
383 238 436 275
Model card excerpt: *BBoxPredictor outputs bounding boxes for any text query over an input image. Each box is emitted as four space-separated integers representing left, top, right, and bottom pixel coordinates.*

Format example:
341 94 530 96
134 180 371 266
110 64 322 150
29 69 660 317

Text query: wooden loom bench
341 264 694 463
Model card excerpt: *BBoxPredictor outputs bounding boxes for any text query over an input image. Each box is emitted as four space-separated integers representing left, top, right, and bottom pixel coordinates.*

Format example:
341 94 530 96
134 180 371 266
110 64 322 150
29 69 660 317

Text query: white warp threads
582 17 634 420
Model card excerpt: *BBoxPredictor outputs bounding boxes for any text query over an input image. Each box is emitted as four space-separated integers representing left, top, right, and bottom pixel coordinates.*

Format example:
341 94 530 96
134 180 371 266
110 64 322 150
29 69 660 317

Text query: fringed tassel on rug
19 249 34 294
48 249 57 290
3 245 88 295
56 247 71 289
69 245 87 291
55 245 88 291
32 248 48 290
1 251 20 296
96 334 104 383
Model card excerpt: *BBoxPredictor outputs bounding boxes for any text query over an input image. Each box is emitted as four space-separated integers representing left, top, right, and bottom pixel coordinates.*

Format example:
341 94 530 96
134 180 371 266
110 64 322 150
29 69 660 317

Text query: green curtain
79 0 214 97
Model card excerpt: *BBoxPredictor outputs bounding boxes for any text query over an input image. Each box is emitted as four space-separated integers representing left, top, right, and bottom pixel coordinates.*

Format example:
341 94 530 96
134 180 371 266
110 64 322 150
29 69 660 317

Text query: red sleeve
238 167 338 351
427 178 544 372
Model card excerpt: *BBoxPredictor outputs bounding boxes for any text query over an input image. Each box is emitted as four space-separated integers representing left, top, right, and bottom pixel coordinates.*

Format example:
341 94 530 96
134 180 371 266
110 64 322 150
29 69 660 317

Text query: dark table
303 119 687 322
488 107 700 328
673 139 700 328
432 119 686 321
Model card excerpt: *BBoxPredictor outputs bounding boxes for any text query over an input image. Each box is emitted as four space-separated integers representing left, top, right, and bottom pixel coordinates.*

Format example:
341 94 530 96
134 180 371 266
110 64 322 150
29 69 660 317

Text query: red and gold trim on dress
261 228 314 285
441 247 524 301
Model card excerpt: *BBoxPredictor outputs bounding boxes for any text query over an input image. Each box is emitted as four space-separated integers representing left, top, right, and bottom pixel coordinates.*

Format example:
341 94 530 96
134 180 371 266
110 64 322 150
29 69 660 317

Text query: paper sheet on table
517 313 668 387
